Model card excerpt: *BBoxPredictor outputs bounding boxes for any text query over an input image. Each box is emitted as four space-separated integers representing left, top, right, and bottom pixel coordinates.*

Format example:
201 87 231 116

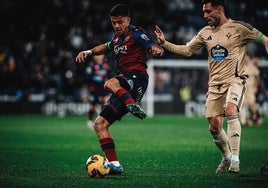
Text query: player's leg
104 74 147 119
126 72 148 119
206 89 231 174
94 117 124 174
93 96 129 175
104 77 135 105
225 104 241 173
93 116 124 175
225 81 246 173
208 116 231 174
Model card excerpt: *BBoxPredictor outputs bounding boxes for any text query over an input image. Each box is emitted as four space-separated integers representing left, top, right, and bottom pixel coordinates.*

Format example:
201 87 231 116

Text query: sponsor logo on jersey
211 44 228 61
114 45 128 54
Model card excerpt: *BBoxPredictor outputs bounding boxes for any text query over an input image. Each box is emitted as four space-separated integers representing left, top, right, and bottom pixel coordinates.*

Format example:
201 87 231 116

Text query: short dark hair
202 0 226 8
110 4 129 17
202 0 229 17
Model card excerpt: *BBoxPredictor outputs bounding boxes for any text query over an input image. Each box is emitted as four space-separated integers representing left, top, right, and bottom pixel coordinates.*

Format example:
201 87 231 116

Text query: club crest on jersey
226 32 232 40
211 44 228 61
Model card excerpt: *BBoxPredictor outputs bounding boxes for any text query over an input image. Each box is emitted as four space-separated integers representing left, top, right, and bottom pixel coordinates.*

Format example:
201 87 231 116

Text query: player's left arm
133 29 164 57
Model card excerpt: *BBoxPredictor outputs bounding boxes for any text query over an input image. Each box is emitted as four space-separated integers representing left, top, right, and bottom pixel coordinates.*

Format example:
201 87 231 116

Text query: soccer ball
86 154 110 178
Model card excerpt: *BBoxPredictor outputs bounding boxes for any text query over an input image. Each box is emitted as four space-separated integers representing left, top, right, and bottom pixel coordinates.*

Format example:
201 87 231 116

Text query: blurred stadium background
0 0 267 116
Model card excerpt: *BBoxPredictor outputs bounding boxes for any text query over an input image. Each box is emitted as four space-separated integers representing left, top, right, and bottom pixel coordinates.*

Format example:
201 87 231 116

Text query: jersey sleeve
162 29 205 57
236 21 268 54
185 31 205 54
236 21 262 42
105 37 114 51
132 28 155 51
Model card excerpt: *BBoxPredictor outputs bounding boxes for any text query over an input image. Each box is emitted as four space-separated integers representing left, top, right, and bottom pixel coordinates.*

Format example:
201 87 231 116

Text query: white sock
227 116 241 155
231 154 239 162
110 161 120 166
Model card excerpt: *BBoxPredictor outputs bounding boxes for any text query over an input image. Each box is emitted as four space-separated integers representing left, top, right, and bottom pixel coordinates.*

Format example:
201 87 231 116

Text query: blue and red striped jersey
106 25 155 76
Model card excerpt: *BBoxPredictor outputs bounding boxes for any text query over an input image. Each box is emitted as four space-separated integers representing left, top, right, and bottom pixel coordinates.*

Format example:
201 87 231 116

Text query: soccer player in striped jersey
76 4 163 175
155 0 268 174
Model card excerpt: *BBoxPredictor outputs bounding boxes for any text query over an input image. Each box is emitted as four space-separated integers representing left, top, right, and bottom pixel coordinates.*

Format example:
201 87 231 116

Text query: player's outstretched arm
154 25 196 57
75 44 107 63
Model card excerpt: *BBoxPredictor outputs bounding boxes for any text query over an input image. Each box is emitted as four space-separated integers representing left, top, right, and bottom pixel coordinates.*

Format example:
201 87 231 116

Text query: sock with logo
226 115 241 156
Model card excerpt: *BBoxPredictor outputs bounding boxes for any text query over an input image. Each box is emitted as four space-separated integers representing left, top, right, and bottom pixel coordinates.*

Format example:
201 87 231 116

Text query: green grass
0 114 267 188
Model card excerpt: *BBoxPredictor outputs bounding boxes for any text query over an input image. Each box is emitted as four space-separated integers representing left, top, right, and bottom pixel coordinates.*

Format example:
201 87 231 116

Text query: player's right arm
76 43 108 63
155 25 203 57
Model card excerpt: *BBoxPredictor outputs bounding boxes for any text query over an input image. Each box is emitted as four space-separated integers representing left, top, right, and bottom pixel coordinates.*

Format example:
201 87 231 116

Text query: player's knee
104 78 119 91
104 79 112 90
225 103 239 117
94 116 109 132
208 117 223 132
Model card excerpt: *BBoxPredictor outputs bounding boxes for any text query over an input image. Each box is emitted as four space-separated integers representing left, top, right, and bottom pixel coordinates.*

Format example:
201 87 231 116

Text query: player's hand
154 25 165 45
75 50 92 63
150 45 164 57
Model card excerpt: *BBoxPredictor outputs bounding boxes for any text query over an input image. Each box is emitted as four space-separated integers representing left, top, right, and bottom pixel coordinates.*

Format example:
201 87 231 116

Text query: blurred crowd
0 0 267 102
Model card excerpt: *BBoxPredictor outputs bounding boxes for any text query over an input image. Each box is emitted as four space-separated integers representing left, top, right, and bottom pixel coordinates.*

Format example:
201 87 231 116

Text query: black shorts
100 72 148 124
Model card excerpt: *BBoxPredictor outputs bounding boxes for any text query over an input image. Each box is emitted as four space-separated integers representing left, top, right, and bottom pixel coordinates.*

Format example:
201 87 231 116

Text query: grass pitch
0 114 267 188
